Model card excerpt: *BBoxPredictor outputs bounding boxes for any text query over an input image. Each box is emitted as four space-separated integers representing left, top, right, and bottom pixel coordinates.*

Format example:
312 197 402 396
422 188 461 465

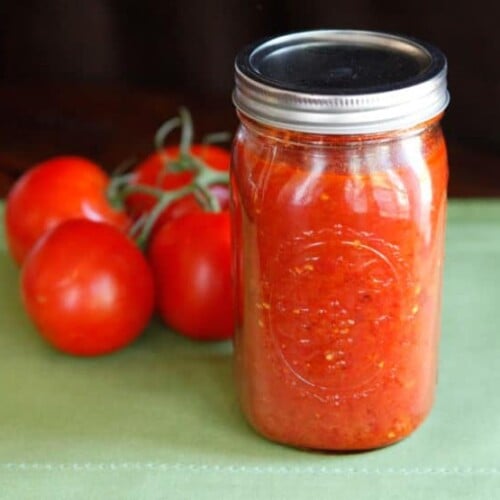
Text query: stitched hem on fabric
0 463 499 475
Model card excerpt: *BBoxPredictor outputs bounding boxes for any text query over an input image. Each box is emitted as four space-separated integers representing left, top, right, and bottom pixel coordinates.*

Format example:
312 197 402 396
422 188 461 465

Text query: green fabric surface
0 199 499 499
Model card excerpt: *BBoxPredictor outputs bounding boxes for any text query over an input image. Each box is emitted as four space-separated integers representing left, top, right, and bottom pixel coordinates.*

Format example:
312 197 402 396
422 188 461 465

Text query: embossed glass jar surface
231 30 449 450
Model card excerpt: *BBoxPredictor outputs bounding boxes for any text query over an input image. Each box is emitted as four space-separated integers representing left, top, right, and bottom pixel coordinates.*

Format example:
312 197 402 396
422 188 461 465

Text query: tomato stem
154 116 182 152
124 183 197 248
190 157 229 212
202 131 232 145
121 164 226 247
179 107 194 156
154 116 182 181
151 108 230 213
117 107 232 248
107 172 135 210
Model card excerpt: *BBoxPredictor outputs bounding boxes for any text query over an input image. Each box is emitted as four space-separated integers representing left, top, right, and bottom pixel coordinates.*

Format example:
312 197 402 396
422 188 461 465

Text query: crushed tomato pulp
231 117 448 450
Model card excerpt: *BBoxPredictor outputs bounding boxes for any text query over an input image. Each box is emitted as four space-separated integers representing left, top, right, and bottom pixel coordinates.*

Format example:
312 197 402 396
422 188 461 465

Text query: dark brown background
0 0 499 196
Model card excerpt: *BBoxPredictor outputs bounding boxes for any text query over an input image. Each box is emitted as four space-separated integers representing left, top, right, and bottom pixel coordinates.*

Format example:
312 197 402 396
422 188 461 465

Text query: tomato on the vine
21 219 154 356
148 211 234 341
125 144 230 227
5 156 130 265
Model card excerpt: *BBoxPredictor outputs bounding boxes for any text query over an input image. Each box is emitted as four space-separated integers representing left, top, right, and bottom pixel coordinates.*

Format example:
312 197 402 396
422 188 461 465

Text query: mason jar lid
233 30 449 134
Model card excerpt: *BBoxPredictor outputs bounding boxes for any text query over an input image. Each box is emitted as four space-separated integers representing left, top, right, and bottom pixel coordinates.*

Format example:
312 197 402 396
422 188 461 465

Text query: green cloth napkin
0 200 499 500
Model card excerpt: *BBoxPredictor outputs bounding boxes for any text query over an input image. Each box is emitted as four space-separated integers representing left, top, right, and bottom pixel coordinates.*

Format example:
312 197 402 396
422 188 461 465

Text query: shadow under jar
231 30 449 451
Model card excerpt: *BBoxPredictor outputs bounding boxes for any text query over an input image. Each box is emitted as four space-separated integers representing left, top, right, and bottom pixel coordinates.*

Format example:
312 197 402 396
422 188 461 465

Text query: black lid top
236 30 445 95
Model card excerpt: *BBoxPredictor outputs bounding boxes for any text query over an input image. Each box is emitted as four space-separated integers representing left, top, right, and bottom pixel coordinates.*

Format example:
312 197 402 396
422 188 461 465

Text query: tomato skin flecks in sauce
231 118 448 450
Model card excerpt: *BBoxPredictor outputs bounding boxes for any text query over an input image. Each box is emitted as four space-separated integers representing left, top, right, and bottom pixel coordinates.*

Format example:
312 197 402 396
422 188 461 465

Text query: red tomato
21 219 155 356
125 144 230 225
148 211 234 340
6 156 131 265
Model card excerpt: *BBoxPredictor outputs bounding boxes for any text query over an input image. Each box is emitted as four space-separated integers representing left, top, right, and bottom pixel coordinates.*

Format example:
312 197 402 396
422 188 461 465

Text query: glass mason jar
231 30 449 451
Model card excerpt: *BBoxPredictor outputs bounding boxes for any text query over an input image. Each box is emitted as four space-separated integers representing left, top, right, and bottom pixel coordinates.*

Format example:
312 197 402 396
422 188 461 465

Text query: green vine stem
178 107 194 156
118 163 229 248
120 183 195 248
201 131 232 145
107 172 135 210
109 107 231 249
153 107 230 212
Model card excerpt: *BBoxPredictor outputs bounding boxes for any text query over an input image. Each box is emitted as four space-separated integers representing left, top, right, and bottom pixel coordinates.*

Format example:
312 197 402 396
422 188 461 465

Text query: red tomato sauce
231 118 448 450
